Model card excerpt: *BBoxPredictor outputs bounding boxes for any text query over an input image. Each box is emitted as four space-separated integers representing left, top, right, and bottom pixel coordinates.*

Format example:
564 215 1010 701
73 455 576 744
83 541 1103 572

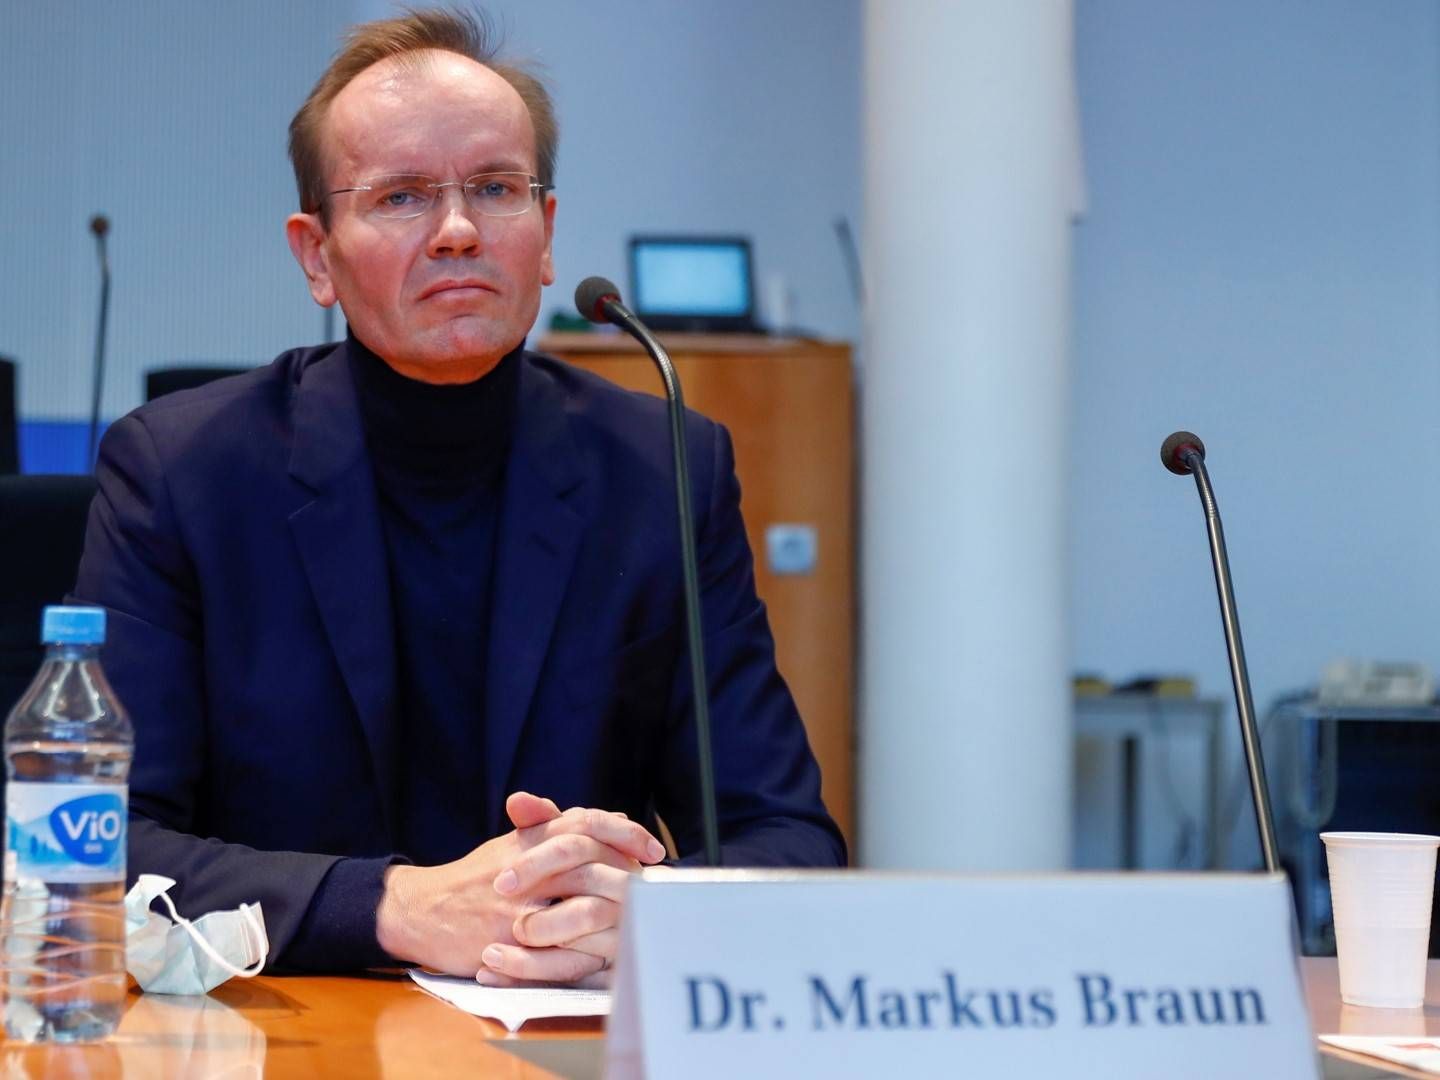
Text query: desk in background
1270 699 1440 956
1074 693 1225 870
540 332 855 850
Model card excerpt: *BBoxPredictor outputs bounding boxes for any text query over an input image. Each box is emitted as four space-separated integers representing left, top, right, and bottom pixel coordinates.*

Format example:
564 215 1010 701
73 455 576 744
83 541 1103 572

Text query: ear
539 191 557 287
285 213 337 307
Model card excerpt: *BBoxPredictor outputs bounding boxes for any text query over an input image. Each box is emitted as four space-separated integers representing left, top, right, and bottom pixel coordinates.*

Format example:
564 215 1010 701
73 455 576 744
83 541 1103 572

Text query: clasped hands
376 791 666 987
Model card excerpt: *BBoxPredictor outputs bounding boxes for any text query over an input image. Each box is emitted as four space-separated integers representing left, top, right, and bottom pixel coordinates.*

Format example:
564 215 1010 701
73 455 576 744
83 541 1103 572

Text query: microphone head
574 276 621 324
1160 431 1206 475
89 214 110 238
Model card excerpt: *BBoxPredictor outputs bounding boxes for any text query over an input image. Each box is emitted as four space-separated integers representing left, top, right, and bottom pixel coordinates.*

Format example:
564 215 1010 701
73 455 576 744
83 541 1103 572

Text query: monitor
628 236 758 333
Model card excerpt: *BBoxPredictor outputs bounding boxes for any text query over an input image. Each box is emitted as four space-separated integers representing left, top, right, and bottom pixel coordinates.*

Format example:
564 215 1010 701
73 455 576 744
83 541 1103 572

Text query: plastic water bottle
2 606 133 1042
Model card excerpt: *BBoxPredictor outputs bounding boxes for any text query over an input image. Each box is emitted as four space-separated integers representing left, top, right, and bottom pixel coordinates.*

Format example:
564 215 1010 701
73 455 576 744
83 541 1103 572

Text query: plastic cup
1322 831 1440 1009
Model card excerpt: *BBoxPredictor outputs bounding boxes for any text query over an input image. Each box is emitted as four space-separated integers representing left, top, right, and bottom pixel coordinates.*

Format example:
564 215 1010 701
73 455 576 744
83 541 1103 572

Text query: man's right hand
375 792 665 980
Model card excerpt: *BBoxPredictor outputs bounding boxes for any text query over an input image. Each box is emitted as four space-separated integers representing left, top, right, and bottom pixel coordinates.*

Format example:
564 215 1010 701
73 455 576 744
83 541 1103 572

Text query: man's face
287 51 556 383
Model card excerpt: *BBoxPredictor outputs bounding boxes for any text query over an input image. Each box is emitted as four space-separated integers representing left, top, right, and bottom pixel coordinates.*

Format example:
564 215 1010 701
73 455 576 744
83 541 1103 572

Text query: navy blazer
73 339 844 963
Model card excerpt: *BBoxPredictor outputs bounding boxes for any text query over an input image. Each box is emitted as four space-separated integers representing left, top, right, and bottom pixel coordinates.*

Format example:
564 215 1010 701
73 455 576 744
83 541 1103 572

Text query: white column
859 1 1080 869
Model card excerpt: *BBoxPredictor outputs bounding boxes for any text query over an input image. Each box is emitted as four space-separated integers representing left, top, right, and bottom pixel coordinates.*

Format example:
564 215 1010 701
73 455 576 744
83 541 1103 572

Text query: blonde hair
288 7 557 219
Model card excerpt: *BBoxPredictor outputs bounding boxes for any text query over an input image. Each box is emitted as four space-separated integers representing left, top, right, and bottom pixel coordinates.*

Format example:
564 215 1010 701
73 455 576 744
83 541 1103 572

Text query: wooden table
0 973 603 1078
0 958 1430 1077
1306 956 1440 1078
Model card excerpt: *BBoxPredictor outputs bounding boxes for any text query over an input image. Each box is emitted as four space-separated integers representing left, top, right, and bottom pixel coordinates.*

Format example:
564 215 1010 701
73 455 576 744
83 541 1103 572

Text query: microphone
575 276 721 868
574 276 623 325
1160 431 1279 874
832 217 864 306
87 214 113 469
1159 430 1205 476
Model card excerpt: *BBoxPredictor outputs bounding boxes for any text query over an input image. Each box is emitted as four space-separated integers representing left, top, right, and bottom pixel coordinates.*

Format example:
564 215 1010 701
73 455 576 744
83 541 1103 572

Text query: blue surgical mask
124 874 268 995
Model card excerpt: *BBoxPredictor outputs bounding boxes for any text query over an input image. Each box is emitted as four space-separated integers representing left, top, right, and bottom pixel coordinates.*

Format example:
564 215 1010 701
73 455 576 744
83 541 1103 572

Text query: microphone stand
602 304 722 868
1178 445 1280 874
87 221 112 469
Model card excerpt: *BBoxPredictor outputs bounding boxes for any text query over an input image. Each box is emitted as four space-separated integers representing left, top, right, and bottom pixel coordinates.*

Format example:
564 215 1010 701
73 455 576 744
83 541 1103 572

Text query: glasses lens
363 176 437 220
464 173 538 217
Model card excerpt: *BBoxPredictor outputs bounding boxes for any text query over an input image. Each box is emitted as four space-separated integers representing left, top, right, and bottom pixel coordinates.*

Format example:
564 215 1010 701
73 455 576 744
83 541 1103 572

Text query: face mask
124 873 268 995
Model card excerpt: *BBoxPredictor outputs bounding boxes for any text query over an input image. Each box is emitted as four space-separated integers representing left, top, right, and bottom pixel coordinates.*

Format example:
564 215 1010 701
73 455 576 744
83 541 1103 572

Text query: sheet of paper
1320 1034 1440 1074
409 970 611 1033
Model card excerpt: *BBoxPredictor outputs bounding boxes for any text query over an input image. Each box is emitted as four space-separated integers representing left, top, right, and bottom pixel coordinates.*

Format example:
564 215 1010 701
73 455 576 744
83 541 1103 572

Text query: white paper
408 970 611 1032
1320 1034 1440 1074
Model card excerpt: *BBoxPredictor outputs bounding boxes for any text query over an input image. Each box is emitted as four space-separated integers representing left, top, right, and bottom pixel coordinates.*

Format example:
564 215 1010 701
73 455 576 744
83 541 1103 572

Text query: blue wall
1072 0 1440 862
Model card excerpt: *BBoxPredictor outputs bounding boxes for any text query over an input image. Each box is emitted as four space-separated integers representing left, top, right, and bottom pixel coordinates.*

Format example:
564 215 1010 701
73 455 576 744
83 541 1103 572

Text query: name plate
605 870 1317 1079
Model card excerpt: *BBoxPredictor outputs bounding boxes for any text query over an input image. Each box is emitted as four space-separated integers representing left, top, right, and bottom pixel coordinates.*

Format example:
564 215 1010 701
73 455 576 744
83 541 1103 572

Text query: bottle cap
41 606 106 646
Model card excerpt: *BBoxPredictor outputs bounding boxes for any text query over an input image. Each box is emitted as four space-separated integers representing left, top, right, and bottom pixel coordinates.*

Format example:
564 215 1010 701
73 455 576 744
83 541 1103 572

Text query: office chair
145 365 250 402
0 357 18 475
0 474 99 723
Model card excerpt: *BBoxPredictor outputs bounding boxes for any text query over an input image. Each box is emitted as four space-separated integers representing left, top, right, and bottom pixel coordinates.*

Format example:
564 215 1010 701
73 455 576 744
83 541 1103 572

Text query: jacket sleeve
71 413 393 971
657 420 847 868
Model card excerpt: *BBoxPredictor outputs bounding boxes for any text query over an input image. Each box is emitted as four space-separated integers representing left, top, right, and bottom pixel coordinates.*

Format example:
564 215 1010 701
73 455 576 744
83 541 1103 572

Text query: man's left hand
474 793 653 988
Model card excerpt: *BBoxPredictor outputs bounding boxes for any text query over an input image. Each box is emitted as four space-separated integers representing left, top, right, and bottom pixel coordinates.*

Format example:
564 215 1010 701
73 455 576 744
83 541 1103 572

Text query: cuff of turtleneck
283 854 410 972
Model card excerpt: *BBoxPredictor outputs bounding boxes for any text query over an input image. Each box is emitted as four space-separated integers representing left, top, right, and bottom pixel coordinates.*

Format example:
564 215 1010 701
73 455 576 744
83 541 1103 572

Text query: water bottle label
5 783 127 884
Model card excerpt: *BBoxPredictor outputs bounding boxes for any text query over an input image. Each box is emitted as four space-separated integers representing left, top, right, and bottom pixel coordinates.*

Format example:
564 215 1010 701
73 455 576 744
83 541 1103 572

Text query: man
72 9 843 984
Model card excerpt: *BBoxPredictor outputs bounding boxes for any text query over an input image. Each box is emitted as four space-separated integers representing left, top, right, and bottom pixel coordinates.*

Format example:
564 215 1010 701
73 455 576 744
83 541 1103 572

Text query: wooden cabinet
539 333 856 849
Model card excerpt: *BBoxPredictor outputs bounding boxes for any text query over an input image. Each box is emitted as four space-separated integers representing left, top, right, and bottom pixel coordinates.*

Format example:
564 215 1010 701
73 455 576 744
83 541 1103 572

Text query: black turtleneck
349 334 521 496
288 333 521 971
351 333 520 865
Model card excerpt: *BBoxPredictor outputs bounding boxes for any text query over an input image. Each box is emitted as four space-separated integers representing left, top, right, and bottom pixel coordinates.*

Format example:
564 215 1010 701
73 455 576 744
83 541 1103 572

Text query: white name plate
605 870 1317 1079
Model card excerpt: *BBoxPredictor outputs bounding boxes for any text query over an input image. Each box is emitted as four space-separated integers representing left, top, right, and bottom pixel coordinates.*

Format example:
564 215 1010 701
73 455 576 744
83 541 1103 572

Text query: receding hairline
288 7 559 219
317 49 541 186
343 45 509 96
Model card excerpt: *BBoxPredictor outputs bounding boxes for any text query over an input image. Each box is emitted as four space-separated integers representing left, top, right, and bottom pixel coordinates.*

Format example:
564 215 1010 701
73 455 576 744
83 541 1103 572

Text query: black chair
0 475 99 722
145 365 250 403
0 357 18 475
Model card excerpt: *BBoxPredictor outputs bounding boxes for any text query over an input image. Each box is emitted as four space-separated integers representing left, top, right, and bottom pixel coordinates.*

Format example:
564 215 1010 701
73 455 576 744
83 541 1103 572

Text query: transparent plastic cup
1322 831 1440 1009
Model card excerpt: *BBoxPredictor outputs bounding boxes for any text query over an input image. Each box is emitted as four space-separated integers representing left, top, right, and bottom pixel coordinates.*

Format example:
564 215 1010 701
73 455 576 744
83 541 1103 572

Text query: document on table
409 970 611 1032
1320 1034 1440 1074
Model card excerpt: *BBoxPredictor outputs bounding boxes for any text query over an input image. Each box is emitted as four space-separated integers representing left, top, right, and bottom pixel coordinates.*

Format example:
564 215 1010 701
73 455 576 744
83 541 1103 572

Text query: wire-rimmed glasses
326 172 550 220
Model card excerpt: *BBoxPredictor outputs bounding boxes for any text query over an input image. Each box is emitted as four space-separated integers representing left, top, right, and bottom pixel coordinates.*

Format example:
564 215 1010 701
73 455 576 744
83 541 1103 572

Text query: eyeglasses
326 172 551 220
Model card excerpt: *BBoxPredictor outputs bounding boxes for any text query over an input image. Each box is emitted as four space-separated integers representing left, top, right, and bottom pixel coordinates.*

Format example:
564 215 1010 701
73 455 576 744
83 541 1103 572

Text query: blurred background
4 1 1439 945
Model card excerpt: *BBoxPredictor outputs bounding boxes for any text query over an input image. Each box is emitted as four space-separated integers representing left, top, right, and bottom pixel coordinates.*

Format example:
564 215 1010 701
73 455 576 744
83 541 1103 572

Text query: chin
397 336 519 384
440 317 527 356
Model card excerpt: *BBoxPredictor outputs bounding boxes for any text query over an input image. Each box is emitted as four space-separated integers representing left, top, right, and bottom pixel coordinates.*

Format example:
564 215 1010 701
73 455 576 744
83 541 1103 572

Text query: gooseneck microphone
1160 431 1279 874
87 214 112 469
575 276 721 868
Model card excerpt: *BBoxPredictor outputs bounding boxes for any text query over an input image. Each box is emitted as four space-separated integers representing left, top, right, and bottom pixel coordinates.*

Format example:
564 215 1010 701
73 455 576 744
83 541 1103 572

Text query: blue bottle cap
41 606 107 646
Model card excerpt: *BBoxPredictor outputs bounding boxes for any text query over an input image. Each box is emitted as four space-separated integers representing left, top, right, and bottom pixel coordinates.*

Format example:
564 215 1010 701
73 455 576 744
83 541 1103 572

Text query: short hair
288 7 557 219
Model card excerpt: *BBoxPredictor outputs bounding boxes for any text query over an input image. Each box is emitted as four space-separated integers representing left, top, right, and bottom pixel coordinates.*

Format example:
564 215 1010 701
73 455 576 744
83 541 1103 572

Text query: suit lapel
285 341 400 837
484 357 587 835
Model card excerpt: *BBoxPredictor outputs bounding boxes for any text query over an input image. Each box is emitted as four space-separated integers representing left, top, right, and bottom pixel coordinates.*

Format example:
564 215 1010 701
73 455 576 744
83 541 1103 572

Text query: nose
425 186 482 259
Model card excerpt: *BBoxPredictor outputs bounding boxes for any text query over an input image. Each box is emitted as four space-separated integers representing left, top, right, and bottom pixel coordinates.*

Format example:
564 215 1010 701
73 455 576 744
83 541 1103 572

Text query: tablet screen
628 237 756 331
